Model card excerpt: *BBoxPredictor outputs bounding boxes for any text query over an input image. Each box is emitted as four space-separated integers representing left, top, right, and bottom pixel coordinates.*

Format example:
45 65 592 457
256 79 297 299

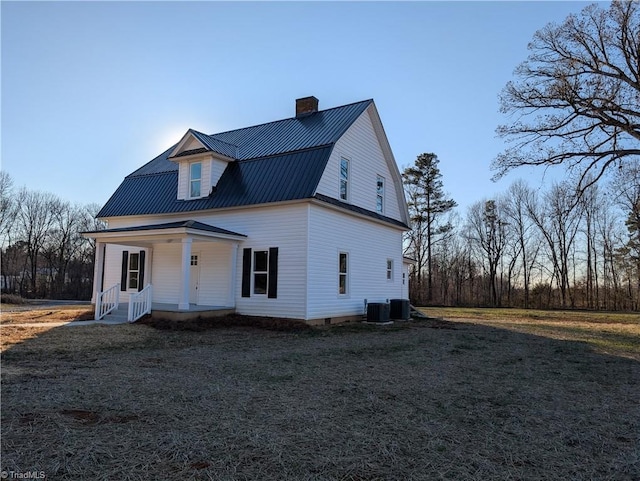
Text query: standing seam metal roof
98 100 382 220
98 146 334 217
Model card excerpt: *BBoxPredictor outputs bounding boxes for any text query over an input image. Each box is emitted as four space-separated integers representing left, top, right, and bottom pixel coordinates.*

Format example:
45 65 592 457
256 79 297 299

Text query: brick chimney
296 96 319 118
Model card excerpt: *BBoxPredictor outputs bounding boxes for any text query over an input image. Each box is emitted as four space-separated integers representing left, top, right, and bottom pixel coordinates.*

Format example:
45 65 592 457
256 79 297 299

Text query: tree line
0 172 105 300
404 155 640 311
401 1 639 311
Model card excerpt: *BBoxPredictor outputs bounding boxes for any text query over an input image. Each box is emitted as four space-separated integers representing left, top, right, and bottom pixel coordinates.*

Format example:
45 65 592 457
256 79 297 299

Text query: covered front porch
82 220 246 322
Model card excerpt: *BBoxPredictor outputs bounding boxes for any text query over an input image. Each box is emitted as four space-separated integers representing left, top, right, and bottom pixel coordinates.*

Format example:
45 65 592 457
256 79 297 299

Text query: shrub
1 294 26 305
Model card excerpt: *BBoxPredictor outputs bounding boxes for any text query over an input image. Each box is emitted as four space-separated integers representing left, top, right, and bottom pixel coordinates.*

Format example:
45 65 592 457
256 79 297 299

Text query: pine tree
403 153 457 304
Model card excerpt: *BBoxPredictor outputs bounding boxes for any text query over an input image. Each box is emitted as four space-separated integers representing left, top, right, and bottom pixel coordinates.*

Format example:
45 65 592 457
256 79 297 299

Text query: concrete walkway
1 318 130 328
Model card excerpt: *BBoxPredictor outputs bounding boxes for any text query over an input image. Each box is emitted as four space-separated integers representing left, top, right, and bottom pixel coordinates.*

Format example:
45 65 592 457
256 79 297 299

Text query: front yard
1 310 638 480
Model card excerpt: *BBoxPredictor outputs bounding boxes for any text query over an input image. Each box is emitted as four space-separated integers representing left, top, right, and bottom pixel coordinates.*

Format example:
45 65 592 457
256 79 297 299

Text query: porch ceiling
82 220 246 246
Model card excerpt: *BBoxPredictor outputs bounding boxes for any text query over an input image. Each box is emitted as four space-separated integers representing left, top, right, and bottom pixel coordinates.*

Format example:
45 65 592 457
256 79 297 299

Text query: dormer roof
168 129 238 160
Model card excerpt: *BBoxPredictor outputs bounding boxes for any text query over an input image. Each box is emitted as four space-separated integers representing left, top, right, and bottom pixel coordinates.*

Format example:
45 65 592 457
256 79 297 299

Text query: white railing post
95 283 121 320
128 284 152 322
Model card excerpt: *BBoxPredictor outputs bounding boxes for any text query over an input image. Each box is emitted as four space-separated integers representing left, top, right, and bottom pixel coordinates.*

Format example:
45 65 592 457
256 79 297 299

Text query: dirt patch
138 313 313 332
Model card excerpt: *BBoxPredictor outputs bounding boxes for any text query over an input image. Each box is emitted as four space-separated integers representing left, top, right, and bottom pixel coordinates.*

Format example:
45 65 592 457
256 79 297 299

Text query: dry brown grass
420 307 640 361
1 311 638 480
0 306 94 326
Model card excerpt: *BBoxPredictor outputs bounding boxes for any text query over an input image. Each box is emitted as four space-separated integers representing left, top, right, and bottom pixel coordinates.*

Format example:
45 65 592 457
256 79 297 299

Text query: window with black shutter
121 250 145 291
241 247 279 298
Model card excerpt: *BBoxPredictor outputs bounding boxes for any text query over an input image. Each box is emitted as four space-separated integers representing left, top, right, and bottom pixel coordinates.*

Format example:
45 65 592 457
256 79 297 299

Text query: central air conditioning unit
366 302 390 322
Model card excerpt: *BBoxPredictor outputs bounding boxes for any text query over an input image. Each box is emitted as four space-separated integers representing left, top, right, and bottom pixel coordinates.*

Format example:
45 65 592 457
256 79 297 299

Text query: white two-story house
84 97 410 324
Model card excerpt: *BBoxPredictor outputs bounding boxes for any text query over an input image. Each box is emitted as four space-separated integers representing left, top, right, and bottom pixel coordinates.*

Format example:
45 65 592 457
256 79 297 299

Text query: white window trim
128 252 140 291
252 248 269 296
386 258 393 282
338 250 350 297
189 161 202 199
376 175 385 214
340 157 350 202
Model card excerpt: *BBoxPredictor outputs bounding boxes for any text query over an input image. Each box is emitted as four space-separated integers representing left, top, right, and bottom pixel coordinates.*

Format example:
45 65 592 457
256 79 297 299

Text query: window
376 175 385 213
386 259 393 280
253 250 268 295
120 250 145 292
339 252 348 295
190 255 198 266
190 162 202 198
128 253 140 290
242 248 279 299
340 158 349 201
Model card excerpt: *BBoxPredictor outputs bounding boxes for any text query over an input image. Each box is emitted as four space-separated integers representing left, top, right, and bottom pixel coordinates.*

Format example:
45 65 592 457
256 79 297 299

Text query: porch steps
98 304 129 323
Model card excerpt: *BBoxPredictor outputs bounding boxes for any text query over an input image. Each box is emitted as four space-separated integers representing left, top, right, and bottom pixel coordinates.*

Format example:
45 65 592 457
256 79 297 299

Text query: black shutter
120 251 128 291
241 248 251 298
268 247 278 299
138 250 146 291
100 244 106 292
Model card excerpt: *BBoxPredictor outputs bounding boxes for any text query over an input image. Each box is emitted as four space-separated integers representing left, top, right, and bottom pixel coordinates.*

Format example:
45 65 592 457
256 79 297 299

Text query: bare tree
0 171 16 240
503 180 540 308
612 161 640 308
466 199 508 306
0 172 19 292
14 188 57 296
527 182 584 308
493 1 640 193
42 201 88 297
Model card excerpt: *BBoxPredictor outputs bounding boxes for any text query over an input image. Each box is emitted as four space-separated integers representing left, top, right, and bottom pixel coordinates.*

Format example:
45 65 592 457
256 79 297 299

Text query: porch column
179 238 192 310
91 241 105 304
146 247 153 289
227 243 238 307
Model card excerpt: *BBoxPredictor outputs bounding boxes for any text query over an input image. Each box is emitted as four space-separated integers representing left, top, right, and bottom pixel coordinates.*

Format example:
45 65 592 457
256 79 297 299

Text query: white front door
189 253 200 304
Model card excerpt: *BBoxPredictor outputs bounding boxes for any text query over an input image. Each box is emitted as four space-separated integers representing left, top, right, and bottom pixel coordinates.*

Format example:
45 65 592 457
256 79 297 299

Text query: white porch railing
128 284 153 322
95 283 120 320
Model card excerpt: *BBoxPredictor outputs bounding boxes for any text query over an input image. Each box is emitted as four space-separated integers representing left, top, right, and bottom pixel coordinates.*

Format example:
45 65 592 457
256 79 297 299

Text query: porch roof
82 220 246 246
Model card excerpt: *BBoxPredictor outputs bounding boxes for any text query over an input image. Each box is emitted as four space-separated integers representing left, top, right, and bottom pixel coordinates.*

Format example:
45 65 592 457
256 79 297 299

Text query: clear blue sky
2 1 594 215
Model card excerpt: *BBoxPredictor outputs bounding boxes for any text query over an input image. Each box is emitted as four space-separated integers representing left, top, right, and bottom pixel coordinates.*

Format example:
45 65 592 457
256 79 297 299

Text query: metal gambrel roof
97 99 408 229
208 100 372 160
98 146 334 217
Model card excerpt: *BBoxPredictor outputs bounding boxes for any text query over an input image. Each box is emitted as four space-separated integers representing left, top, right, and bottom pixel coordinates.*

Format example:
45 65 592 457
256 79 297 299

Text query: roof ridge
237 143 333 163
126 169 177 179
208 99 373 138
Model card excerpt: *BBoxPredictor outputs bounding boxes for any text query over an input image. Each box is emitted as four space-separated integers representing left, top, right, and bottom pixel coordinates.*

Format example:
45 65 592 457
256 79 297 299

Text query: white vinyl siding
194 204 309 319
315 108 403 221
211 158 229 187
150 242 232 306
307 204 404 319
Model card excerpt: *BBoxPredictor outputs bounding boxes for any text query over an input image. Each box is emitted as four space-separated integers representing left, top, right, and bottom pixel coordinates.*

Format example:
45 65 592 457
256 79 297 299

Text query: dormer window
190 162 202 198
